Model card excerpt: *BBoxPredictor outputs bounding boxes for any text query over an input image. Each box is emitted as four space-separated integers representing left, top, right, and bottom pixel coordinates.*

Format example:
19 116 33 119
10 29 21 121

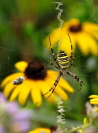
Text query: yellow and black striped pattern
57 50 69 69
43 35 84 99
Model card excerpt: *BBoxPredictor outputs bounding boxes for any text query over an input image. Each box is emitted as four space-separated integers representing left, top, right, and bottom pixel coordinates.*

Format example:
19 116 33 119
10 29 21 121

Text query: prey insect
44 34 84 99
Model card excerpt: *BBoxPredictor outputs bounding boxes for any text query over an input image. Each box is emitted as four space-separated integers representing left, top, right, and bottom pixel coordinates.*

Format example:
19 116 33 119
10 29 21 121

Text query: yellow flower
89 95 98 105
1 61 74 106
28 128 51 133
44 18 98 56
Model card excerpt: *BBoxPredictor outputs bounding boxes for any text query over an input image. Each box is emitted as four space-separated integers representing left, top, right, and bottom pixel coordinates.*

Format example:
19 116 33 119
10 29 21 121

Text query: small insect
12 76 24 85
44 34 84 99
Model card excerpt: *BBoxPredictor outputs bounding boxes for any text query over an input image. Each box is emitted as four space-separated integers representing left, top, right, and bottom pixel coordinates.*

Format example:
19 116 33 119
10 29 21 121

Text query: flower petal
45 73 73 100
1 73 24 87
44 28 60 48
90 97 98 105
54 86 68 100
28 128 51 133
83 22 98 31
58 77 74 92
46 71 74 93
59 33 76 57
90 102 98 105
36 80 54 102
47 70 58 76
15 61 28 72
77 32 98 55
84 28 98 39
64 18 80 27
3 81 16 98
31 81 42 106
90 98 98 102
18 80 32 105
89 95 98 98
9 85 22 101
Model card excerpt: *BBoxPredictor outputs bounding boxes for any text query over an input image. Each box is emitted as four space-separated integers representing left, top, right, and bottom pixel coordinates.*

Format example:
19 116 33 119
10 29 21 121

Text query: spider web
0 0 98 112
48 1 98 112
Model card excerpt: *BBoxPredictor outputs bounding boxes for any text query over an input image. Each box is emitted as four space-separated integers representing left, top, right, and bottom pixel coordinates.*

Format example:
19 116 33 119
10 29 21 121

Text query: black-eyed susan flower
1 61 74 106
89 95 98 105
44 18 98 56
28 128 51 133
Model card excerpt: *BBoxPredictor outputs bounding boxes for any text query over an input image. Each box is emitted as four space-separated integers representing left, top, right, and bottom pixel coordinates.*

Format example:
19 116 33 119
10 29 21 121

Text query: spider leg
66 70 84 91
67 62 74 68
67 34 74 67
49 36 57 62
43 71 63 99
49 36 61 69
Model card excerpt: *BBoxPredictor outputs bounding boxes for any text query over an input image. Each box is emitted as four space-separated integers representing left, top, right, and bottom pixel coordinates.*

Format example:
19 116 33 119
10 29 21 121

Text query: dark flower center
24 61 47 80
50 126 58 132
69 24 82 32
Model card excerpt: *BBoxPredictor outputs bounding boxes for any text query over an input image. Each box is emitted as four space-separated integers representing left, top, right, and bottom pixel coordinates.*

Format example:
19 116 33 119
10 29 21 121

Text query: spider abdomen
57 50 69 69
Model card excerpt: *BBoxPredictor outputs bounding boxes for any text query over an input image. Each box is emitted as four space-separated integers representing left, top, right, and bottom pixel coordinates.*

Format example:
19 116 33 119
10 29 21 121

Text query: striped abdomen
57 50 69 69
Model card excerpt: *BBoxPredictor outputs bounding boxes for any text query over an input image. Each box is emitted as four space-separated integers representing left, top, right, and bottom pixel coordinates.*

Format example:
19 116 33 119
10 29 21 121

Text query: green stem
66 124 91 133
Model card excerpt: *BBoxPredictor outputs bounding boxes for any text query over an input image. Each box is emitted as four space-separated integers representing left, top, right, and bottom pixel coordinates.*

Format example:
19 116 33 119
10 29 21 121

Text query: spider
44 34 84 99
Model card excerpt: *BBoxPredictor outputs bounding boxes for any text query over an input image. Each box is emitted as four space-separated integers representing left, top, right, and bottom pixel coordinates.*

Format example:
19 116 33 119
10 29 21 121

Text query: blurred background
0 0 98 132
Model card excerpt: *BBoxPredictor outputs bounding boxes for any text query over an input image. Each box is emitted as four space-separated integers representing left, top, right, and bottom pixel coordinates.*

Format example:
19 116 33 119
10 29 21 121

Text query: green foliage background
0 0 98 130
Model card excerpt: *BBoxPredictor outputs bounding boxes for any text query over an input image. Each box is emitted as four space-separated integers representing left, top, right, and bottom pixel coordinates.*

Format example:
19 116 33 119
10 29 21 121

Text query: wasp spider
44 34 84 99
